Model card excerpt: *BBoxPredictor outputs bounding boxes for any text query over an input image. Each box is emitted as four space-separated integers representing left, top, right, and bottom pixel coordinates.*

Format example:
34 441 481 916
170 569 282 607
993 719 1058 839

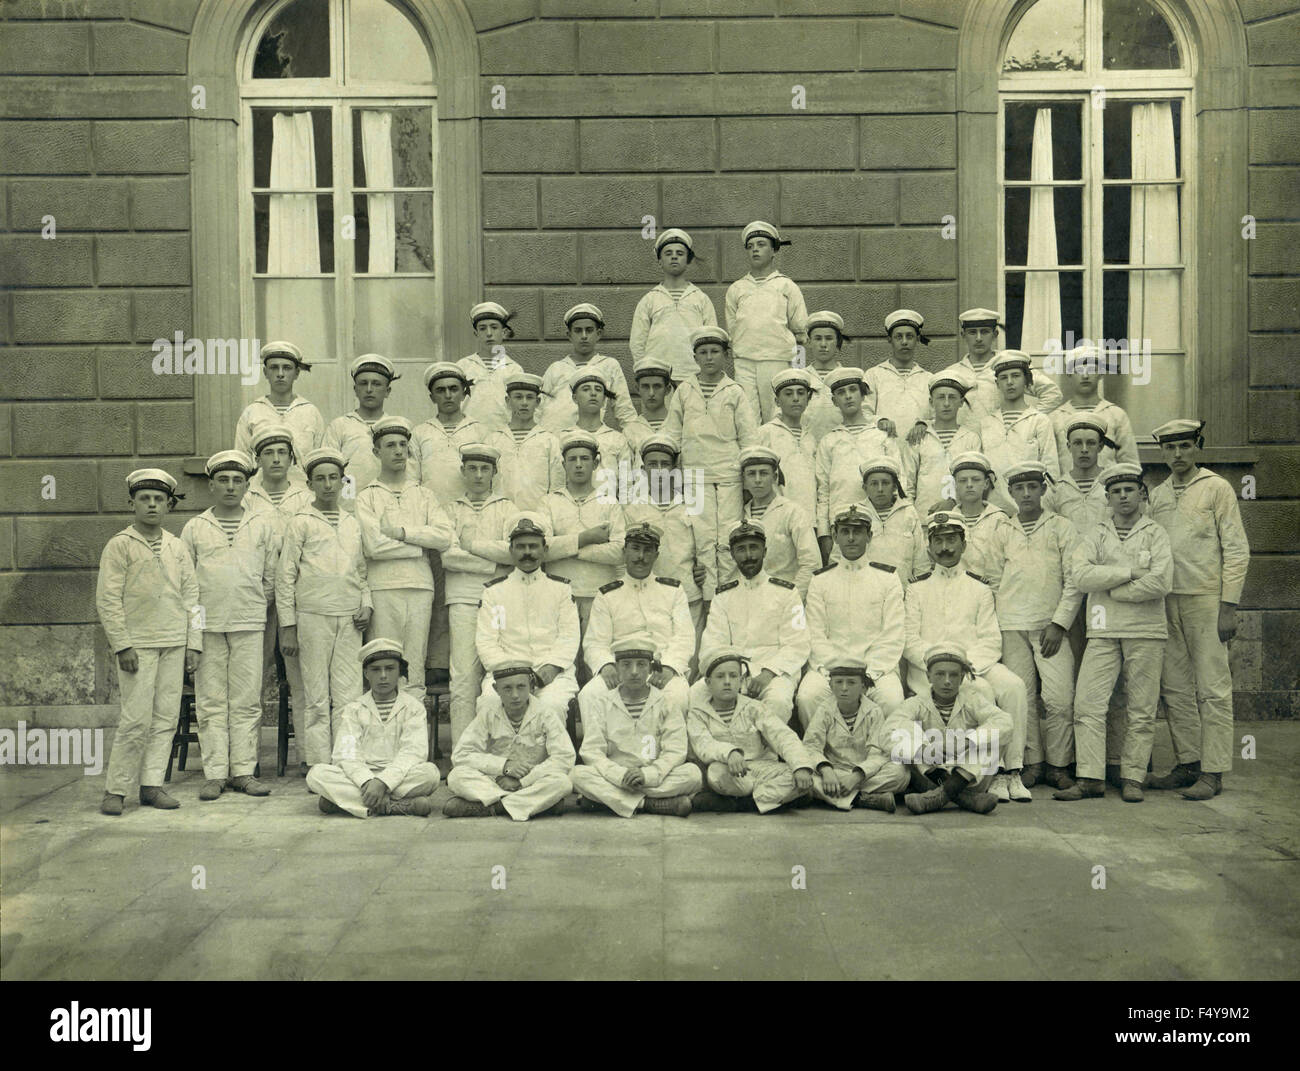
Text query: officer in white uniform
475 512 581 717
795 502 906 727
700 520 810 725
580 522 694 721
903 510 1031 802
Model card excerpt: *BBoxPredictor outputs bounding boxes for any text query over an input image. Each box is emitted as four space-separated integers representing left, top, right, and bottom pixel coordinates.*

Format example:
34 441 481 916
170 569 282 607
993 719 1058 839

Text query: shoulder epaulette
547 573 571 584
813 562 838 576
870 561 896 573
966 571 990 585
483 575 508 588
769 577 796 590
910 571 932 583
655 576 681 587
598 580 623 594
715 580 739 594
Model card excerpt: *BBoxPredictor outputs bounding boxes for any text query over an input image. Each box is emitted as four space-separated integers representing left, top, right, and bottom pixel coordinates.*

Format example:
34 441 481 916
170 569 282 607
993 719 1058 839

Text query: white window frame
997 0 1196 422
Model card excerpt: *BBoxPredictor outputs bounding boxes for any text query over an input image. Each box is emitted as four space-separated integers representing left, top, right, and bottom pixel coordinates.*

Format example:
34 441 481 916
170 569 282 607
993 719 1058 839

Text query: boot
1043 765 1075 791
955 788 998 814
643 795 692 817
227 775 271 797
442 796 490 818
318 796 346 815
1006 770 1032 802
100 792 124 816
854 792 896 813
1020 762 1043 788
488 801 509 816
990 773 1010 802
908 766 943 793
1120 779 1144 803
691 789 736 813
1147 761 1200 791
905 786 950 815
299 760 310 778
1179 772 1222 801
139 785 179 809
1053 777 1105 801
199 779 225 801
387 796 434 817
1105 763 1124 789
538 798 566 818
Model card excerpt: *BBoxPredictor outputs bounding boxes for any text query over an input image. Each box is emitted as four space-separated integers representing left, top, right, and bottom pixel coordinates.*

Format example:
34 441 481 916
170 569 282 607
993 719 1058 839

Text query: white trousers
734 357 785 423
907 660 1028 769
755 673 797 726
795 669 905 729
447 602 481 747
1074 637 1163 783
1000 629 1075 768
811 760 910 810
1161 593 1234 774
706 759 801 813
367 588 434 701
262 604 304 719
307 761 441 818
571 763 703 817
694 480 742 600
106 645 185 796
296 612 363 766
195 629 264 780
446 766 572 821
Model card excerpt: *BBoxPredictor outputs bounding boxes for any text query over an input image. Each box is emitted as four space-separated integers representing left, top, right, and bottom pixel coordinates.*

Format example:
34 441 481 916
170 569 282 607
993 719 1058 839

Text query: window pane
352 107 433 188
1103 269 1182 351
254 193 334 273
253 0 330 79
255 277 337 362
1003 0 1084 72
346 0 433 84
1004 102 1082 182
1105 353 1184 443
252 108 332 190
354 277 439 363
352 192 433 273
1005 270 1084 354
1103 0 1180 69
1005 187 1083 267
1104 100 1181 180
1104 185 1183 265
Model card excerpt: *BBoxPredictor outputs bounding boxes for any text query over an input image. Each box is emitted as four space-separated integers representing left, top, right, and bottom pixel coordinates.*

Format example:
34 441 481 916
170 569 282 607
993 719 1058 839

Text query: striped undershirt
320 509 341 528
787 424 803 442
1114 523 1135 541
374 696 397 719
1001 410 1022 430
841 712 858 731
266 488 287 506
748 502 769 520
510 427 530 445
697 381 720 400
1075 477 1096 496
934 428 957 449
271 402 292 416
1172 483 1188 500
844 422 868 436
645 416 665 431
146 535 163 559
1019 517 1037 535
624 698 646 717
215 514 242 544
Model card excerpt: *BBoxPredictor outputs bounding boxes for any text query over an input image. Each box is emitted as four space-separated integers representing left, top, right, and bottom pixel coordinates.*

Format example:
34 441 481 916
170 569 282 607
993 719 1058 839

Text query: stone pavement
2 723 1298 981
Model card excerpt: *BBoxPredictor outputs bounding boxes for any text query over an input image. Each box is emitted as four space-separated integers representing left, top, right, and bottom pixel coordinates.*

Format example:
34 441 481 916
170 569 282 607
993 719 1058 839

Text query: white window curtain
1021 107 1063 359
360 109 396 273
268 111 320 274
1128 101 1181 349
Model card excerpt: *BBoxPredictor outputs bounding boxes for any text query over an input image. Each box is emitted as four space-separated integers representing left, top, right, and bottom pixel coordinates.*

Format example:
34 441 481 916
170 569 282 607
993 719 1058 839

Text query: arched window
998 0 1193 437
238 0 438 420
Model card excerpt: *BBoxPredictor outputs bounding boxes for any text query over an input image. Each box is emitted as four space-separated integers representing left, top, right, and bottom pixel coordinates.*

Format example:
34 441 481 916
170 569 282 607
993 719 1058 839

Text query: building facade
1 0 1296 723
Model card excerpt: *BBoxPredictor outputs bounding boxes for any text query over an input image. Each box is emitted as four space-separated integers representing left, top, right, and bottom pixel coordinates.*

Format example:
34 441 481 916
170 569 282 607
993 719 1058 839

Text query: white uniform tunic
486 424 564 514
909 423 983 518
896 685 1013 785
543 487 627 601
978 407 1061 515
235 395 325 487
447 696 575 820
938 356 1063 428
754 418 817 522
803 693 913 808
629 282 716 381
411 415 489 507
1148 467 1250 776
864 361 933 435
460 349 525 433
814 424 905 536
538 355 638 432
475 569 580 715
306 691 440 817
1049 398 1139 473
322 411 383 511
724 270 808 422
742 495 820 600
572 685 702 817
795 557 906 726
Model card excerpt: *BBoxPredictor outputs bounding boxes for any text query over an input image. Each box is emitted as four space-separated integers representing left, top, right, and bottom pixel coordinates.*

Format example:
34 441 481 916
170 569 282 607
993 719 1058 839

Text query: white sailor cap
359 637 405 667
805 310 847 337
371 415 414 441
302 447 347 476
612 634 658 662
126 467 178 496
771 367 818 394
470 301 512 326
638 434 680 461
624 521 663 547
654 228 693 255
924 642 973 671
633 357 675 381
742 220 783 247
570 368 614 395
824 366 870 393
738 445 781 471
260 340 312 370
205 450 256 478
504 371 545 394
1151 418 1206 444
564 303 604 329
990 349 1033 376
558 430 601 457
348 353 399 381
250 423 296 456
826 655 871 680
930 368 976 394
949 451 994 476
423 361 471 390
925 510 968 536
1099 462 1145 490
832 501 873 528
700 645 750 678
690 325 731 350
1003 461 1053 486
958 308 1004 329
884 309 925 334
507 511 552 541
459 442 501 466
727 519 766 546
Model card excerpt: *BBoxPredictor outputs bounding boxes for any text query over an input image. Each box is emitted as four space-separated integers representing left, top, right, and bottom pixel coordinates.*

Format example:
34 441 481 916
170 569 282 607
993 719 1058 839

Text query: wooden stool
164 676 198 782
